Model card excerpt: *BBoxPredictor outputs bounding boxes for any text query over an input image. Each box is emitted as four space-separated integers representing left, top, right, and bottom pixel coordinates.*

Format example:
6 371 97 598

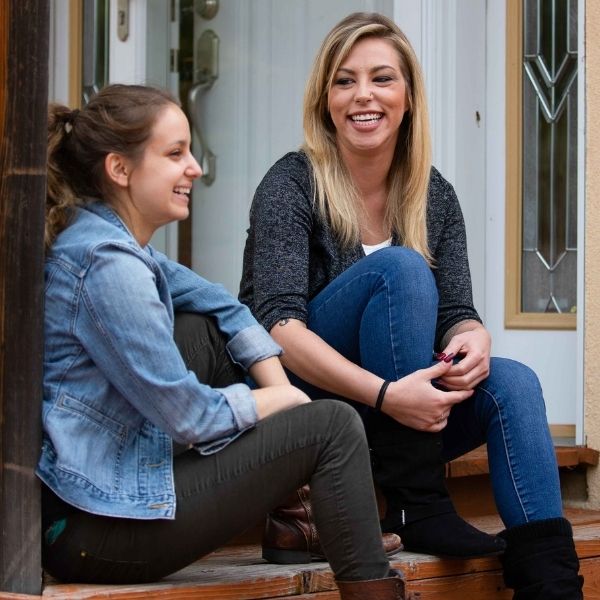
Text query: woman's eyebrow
335 64 397 75
162 139 189 149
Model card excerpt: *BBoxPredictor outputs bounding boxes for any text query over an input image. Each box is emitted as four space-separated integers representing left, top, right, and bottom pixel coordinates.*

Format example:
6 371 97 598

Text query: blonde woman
240 12 583 599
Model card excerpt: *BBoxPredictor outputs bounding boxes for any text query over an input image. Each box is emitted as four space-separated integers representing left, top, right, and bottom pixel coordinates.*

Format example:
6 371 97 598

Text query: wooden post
0 0 49 594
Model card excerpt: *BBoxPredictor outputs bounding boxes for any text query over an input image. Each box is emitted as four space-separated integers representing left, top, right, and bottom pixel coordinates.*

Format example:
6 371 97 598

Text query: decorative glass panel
521 0 577 313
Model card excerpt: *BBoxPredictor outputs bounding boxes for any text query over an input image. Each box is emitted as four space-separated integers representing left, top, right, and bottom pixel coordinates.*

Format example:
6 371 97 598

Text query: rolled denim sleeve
227 325 282 370
217 382 257 430
192 382 258 455
76 243 258 445
151 249 282 368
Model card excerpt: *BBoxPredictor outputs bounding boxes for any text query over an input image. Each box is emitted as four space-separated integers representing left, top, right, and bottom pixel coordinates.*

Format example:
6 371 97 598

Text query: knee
173 312 224 359
365 246 429 274
490 357 541 389
364 247 437 300
312 400 367 443
484 357 545 411
174 312 220 343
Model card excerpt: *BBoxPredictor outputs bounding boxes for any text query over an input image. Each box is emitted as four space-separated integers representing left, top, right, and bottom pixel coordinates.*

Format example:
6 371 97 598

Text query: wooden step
5 507 592 600
447 444 599 478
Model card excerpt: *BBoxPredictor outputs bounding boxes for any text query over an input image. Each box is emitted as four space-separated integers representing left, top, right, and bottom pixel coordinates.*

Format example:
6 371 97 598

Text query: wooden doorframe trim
505 0 576 330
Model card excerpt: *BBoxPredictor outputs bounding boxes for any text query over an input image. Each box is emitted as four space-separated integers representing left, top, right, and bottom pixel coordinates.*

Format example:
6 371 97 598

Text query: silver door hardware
188 30 219 185
117 0 129 42
195 0 219 20
195 28 219 85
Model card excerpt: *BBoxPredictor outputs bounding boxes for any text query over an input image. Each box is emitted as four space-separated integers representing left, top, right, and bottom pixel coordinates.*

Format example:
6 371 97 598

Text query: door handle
188 83 217 186
188 30 219 186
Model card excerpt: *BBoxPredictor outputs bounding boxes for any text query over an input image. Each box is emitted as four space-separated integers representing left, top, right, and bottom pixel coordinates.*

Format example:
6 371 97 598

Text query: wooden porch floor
2 447 599 600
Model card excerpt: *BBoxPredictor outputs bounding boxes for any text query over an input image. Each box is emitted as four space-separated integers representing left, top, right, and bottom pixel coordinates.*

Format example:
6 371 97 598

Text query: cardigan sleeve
427 169 482 349
240 153 314 333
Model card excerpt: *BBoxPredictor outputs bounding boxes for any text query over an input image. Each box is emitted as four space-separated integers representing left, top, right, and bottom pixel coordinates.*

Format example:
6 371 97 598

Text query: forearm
440 319 485 349
270 320 383 407
248 356 290 387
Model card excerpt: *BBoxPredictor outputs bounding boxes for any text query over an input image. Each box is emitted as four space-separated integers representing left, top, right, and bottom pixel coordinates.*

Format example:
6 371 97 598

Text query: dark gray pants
42 314 389 584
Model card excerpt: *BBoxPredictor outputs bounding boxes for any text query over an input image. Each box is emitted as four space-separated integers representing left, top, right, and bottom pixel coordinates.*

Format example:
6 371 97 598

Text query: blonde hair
46 84 177 249
303 12 432 263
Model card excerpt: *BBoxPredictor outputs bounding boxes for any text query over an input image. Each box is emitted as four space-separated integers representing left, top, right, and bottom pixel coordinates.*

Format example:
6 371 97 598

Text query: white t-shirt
362 238 392 256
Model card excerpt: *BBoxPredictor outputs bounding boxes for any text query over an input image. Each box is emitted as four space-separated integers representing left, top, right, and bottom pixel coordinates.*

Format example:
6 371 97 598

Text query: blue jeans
299 246 562 529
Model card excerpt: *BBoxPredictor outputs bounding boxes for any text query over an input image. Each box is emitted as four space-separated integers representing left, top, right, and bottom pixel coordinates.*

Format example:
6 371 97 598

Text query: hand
252 384 311 420
437 326 491 391
381 360 474 432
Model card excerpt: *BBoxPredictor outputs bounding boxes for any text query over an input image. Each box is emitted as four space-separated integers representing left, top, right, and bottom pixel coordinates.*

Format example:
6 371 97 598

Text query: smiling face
117 104 202 243
327 37 409 160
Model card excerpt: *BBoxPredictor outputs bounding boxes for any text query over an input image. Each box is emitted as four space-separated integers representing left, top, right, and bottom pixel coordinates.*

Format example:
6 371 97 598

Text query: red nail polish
443 353 455 363
434 352 446 360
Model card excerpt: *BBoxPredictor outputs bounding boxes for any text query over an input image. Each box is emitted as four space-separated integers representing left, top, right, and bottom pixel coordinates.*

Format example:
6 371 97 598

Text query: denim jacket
37 202 281 520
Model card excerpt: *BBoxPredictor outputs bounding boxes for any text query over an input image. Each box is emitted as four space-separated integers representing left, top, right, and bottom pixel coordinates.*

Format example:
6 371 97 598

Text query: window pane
521 0 577 314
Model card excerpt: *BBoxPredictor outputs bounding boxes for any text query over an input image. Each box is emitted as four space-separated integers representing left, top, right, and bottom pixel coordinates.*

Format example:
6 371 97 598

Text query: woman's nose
355 83 373 103
187 156 203 179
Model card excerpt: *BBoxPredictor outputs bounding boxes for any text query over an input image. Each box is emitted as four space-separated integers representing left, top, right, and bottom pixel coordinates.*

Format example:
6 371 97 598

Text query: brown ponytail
46 104 81 248
45 84 178 249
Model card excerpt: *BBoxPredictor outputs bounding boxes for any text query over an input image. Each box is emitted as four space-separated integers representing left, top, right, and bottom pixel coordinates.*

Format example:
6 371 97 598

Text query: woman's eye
334 77 353 86
374 76 393 83
169 150 182 158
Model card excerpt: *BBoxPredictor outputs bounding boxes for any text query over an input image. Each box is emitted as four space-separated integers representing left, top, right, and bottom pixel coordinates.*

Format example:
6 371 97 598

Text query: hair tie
63 108 80 133
375 380 391 411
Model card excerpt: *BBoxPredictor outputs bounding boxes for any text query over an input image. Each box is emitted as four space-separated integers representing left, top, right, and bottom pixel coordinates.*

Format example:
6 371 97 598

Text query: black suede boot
367 413 505 558
499 517 583 599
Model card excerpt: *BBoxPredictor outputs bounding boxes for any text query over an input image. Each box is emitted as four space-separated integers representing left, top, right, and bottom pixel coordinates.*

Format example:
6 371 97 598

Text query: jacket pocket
48 393 127 493
57 393 126 441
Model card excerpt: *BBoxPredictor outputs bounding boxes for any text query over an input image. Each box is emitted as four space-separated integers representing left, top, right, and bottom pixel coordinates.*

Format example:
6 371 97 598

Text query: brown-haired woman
39 83 404 598
240 13 583 599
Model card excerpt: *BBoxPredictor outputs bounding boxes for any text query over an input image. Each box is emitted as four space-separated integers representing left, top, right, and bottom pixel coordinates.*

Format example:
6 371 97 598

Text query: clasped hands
380 326 491 432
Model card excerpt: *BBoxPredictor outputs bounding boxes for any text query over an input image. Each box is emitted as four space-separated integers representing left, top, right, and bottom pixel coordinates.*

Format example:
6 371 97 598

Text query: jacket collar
83 200 140 246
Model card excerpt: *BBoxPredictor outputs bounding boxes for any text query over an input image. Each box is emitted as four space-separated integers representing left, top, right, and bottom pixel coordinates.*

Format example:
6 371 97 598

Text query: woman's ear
104 152 130 188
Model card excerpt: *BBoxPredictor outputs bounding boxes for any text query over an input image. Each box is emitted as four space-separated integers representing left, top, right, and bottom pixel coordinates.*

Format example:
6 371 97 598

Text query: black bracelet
375 380 391 411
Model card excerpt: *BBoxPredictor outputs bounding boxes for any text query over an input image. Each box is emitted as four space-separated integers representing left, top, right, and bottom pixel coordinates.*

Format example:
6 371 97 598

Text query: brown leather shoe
336 573 405 600
262 485 403 564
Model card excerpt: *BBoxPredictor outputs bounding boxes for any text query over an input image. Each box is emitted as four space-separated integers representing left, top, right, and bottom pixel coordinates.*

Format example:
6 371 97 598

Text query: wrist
440 320 485 348
375 380 391 411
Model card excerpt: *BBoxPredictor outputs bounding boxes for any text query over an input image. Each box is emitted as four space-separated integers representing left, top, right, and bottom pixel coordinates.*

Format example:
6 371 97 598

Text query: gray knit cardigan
239 151 481 350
